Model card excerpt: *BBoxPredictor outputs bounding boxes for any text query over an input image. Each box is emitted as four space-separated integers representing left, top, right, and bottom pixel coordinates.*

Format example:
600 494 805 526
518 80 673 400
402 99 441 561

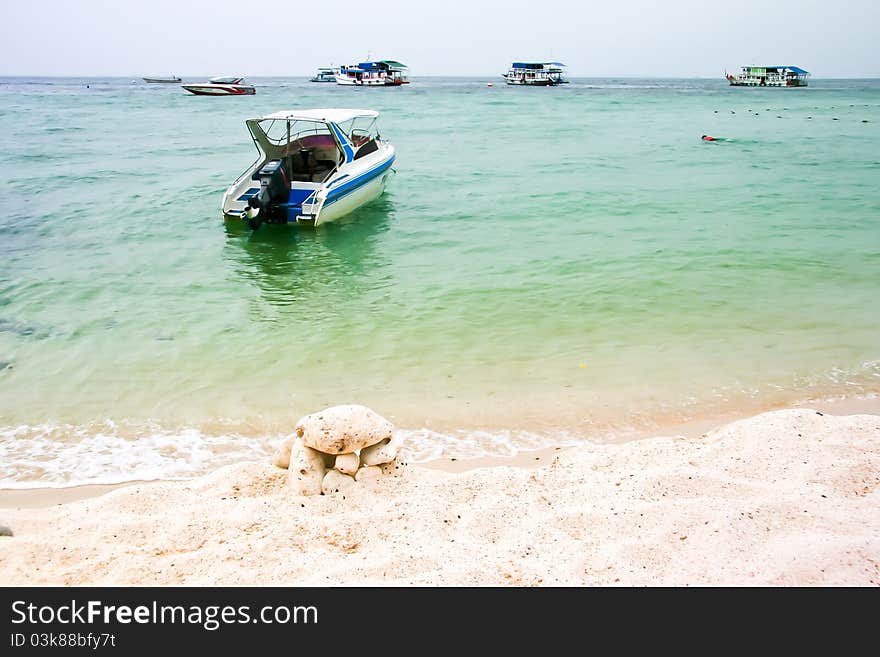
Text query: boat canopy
770 66 809 75
356 60 407 71
258 109 379 124
246 108 381 167
745 66 809 75
512 62 566 69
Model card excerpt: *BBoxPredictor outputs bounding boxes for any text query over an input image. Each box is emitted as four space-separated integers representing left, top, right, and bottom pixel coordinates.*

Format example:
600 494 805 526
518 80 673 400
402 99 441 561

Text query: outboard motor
245 160 288 229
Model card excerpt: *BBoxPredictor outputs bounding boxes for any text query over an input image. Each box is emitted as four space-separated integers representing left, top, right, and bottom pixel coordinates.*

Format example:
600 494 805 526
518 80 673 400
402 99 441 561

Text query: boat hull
726 70 809 87
315 161 392 225
503 76 565 86
222 150 394 227
728 80 808 87
143 77 181 83
182 84 255 95
334 74 409 86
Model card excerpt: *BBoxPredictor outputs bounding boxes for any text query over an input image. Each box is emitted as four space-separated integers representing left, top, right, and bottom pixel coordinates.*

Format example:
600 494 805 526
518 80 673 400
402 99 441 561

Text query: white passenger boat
310 67 338 82
502 62 568 86
182 76 256 95
222 108 395 228
335 61 409 86
726 66 810 87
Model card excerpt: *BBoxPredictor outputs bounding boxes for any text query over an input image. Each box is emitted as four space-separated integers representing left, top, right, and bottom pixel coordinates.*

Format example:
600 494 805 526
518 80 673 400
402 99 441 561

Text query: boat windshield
258 119 334 147
250 118 343 176
335 116 379 146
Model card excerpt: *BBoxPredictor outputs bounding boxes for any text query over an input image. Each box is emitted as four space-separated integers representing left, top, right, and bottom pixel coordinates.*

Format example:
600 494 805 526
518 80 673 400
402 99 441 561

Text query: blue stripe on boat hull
324 156 394 207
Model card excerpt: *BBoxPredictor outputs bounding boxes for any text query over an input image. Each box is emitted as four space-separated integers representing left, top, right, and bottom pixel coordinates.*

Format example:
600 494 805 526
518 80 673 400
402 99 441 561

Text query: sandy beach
1 404 878 586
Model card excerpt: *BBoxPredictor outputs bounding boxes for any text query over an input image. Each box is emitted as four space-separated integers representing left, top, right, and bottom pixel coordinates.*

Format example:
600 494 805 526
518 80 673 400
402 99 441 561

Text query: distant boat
726 66 810 87
335 61 409 86
143 76 181 83
310 67 338 83
182 76 256 96
502 62 568 86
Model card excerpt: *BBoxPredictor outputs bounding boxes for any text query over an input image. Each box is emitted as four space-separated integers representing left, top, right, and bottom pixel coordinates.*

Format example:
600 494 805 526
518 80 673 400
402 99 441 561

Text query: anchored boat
503 62 568 86
221 108 395 228
726 66 810 87
335 61 409 86
143 76 181 83
182 76 256 95
310 67 338 82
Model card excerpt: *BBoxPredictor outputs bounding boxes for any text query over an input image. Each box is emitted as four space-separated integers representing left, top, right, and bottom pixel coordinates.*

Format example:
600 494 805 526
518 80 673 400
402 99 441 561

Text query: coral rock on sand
281 406 403 494
354 465 382 483
360 437 399 466
287 439 326 496
334 453 360 476
322 470 357 496
272 435 297 469
296 404 394 454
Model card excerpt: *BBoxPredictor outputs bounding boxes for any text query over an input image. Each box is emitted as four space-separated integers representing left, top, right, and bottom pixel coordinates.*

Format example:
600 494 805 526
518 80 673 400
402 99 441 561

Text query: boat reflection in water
222 197 394 314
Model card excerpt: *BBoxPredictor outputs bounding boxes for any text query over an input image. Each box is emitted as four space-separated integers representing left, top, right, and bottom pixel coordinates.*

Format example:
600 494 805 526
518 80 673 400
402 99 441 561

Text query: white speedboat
335 61 409 86
310 67 338 82
502 62 568 86
182 76 256 95
222 108 395 228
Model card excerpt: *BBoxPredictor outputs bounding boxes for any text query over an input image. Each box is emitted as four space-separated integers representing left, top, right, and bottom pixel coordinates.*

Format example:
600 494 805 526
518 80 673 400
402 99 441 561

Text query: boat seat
311 160 336 181
287 151 336 182
353 139 379 160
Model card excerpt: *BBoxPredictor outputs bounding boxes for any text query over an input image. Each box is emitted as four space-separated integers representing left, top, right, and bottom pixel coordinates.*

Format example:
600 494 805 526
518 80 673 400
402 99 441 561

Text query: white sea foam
0 421 590 488
2 379 877 488
0 423 278 489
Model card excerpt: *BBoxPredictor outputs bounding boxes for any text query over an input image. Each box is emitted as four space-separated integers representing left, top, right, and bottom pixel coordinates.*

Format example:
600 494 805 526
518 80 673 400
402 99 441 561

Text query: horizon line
3 73 880 79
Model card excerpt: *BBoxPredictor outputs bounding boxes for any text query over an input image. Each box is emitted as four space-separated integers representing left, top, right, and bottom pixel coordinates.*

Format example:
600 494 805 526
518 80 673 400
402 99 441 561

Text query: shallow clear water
1 76 878 485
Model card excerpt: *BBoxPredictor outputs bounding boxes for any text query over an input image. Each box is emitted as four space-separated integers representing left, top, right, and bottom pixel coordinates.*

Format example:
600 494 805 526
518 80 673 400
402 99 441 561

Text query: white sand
1 408 878 585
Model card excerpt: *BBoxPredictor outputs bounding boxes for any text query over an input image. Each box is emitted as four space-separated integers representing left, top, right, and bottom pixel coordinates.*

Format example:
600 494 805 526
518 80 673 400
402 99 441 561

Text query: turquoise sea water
1 76 878 486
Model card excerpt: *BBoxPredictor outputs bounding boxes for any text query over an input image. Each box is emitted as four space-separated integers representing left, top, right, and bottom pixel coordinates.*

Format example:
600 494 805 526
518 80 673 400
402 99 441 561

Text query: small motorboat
143 76 181 83
182 76 255 96
221 108 395 228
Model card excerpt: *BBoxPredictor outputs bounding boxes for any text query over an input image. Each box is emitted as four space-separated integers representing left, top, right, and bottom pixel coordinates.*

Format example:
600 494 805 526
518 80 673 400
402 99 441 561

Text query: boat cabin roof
744 65 809 75
512 62 566 69
354 60 407 71
257 108 379 124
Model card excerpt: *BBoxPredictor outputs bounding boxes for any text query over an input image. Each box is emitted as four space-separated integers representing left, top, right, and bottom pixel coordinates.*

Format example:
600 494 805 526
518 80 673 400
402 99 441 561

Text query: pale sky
2 0 877 77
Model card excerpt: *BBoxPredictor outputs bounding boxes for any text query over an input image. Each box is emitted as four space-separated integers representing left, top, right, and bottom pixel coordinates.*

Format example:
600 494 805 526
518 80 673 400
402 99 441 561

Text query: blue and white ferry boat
335 61 409 86
502 62 568 85
222 109 395 228
726 66 810 87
